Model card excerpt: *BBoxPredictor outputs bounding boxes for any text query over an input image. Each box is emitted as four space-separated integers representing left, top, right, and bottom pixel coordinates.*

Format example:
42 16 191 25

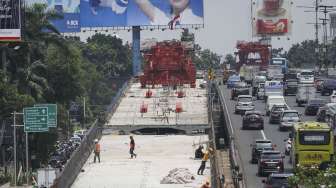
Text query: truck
296 84 316 107
267 65 283 80
290 121 334 169
264 80 283 101
239 65 259 85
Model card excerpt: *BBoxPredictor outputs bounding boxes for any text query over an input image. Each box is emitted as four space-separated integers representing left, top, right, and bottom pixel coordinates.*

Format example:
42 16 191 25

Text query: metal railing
52 79 132 188
214 82 246 188
52 119 102 188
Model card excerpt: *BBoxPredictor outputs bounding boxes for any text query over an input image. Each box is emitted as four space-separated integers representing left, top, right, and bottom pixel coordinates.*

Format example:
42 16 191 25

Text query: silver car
279 110 300 131
235 95 255 114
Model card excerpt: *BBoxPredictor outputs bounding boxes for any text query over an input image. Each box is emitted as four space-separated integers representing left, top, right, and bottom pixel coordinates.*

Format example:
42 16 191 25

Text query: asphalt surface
218 84 329 188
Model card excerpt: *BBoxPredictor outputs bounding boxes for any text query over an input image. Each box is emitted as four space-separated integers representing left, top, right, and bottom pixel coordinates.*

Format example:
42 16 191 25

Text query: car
262 173 294 188
279 110 300 131
242 111 264 130
296 84 316 107
227 75 241 89
231 82 249 100
234 95 255 114
269 105 290 124
321 79 336 96
283 79 298 96
314 78 324 92
305 98 327 116
266 96 286 116
250 139 273 164
298 70 314 84
258 150 284 176
330 90 336 103
257 83 265 100
316 103 336 122
284 72 297 82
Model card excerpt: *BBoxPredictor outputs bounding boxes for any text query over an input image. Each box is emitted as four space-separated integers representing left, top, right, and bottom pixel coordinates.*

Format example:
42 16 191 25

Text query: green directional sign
35 104 57 127
24 107 49 132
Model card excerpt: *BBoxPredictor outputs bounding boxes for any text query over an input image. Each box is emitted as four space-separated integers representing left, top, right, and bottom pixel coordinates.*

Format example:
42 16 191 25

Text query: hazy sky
79 0 336 55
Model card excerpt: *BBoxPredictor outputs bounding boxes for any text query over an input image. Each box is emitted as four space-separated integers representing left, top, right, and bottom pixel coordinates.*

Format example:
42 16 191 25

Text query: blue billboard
80 0 128 27
127 0 204 27
27 0 80 32
27 0 204 31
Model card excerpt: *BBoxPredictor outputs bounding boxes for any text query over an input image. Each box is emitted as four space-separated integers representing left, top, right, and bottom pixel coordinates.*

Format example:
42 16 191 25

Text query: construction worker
197 147 213 175
129 136 137 159
94 139 101 163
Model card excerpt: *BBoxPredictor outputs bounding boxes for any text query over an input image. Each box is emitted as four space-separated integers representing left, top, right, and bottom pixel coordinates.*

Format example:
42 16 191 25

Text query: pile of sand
160 168 195 184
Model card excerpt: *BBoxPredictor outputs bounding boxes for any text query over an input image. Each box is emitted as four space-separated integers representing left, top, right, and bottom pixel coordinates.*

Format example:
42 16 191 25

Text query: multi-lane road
218 84 329 188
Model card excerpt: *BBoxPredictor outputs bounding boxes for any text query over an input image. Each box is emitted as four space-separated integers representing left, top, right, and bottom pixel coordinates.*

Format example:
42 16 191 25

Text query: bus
290 121 334 169
269 58 288 74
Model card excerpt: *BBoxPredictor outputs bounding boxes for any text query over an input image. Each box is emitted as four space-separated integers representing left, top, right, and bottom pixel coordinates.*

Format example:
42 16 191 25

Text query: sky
78 0 336 56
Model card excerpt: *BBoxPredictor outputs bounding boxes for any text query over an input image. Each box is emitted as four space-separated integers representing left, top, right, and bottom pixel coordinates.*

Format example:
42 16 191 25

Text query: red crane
140 41 196 88
235 41 271 71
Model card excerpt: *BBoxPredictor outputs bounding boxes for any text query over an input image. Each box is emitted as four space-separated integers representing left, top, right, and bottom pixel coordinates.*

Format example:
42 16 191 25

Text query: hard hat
208 148 213 152
94 139 98 143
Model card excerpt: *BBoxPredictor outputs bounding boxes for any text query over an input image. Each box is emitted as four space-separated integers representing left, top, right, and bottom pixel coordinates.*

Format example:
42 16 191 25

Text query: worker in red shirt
94 139 101 163
129 136 137 159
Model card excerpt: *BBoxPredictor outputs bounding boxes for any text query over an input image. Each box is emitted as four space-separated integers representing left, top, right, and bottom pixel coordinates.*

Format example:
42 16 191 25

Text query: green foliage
0 3 132 167
224 54 236 69
289 162 336 187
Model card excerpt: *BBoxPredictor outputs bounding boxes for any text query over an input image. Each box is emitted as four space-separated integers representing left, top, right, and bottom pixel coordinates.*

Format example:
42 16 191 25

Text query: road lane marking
260 130 267 140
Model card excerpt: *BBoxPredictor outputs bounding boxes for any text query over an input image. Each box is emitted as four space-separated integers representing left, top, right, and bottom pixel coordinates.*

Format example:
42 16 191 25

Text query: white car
331 91 336 103
266 96 286 116
234 95 255 114
298 70 314 84
279 110 300 131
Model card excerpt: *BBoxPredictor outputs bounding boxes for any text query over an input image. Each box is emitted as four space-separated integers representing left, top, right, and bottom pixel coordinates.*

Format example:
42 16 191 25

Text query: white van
266 96 286 115
264 80 283 101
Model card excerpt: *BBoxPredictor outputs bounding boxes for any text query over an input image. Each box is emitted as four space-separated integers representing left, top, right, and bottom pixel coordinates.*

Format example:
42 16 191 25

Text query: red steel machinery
140 41 196 88
235 41 271 71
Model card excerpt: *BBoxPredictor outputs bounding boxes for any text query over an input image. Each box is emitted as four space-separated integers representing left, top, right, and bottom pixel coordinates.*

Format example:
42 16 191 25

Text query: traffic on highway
219 65 336 188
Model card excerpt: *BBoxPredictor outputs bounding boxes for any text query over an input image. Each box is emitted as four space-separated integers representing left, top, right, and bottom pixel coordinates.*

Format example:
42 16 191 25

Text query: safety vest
202 151 209 161
95 143 101 153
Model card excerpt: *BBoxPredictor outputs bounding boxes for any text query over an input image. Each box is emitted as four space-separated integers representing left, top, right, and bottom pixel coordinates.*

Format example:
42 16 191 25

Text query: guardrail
213 83 246 188
52 79 131 188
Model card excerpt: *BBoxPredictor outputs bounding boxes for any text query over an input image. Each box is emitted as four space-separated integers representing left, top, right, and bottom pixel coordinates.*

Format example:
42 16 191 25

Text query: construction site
71 41 225 188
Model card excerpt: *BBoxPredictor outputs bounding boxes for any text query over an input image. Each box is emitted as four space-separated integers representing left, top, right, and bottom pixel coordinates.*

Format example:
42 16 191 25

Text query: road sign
24 107 48 132
35 104 57 127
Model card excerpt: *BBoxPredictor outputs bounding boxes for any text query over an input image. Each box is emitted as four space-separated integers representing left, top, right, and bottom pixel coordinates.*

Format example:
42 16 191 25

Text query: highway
218 84 329 188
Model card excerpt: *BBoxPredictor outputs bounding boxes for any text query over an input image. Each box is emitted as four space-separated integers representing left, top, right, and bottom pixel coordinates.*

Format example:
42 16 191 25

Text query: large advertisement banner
80 0 128 27
0 0 21 41
27 0 80 32
252 0 292 37
127 0 204 27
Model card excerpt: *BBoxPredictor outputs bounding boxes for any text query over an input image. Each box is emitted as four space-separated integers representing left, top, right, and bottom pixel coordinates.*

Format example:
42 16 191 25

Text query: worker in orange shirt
94 139 101 163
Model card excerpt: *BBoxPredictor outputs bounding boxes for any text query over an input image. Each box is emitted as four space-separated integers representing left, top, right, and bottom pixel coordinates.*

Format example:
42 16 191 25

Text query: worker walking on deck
130 136 137 159
197 148 213 175
94 139 101 163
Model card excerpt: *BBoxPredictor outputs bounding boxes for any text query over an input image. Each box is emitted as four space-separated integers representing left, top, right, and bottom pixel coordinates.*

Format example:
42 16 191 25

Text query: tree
224 54 236 69
287 40 318 68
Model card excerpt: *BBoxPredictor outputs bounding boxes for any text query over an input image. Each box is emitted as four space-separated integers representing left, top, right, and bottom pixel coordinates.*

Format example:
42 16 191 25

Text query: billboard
127 0 204 27
80 0 128 27
252 0 292 37
0 0 21 41
27 0 80 32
